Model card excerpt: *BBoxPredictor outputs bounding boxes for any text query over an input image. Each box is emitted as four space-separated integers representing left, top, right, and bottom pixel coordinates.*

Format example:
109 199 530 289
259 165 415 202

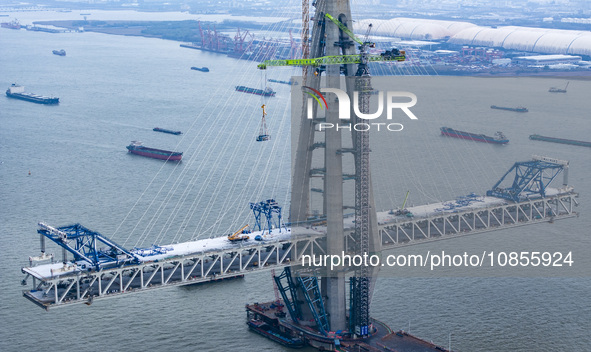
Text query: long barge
490 105 528 113
126 141 182 161
6 84 59 105
153 127 182 135
247 319 304 348
235 85 276 97
267 78 297 85
529 134 591 148
441 127 509 144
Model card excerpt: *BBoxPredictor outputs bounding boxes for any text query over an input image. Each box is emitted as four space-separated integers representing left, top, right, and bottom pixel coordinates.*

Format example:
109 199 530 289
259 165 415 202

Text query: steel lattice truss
487 159 566 202
37 223 141 270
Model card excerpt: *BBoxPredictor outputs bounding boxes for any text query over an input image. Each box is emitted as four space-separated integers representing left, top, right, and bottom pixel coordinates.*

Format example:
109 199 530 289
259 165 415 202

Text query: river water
1 11 590 352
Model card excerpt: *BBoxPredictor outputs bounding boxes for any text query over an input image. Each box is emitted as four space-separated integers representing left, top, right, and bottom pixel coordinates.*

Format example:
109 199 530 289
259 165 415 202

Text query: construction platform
246 301 449 351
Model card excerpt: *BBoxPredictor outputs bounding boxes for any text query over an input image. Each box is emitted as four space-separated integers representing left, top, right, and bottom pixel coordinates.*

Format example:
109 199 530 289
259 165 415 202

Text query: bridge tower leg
289 0 380 333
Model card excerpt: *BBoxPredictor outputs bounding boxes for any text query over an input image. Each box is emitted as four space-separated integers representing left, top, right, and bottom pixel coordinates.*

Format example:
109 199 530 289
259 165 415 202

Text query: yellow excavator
228 224 250 242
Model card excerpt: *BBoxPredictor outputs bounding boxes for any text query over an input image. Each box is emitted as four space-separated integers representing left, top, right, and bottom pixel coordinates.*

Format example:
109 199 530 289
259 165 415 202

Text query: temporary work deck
246 301 450 351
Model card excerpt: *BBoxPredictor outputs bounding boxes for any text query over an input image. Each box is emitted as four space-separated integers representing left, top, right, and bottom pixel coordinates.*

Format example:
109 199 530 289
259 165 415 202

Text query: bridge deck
20 190 578 310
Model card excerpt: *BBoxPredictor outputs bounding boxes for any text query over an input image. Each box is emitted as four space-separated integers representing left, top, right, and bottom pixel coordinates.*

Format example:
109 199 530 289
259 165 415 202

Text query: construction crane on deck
228 224 250 242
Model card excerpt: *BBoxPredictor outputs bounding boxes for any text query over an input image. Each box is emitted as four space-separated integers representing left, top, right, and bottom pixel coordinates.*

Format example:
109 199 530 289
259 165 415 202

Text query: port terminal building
512 54 583 66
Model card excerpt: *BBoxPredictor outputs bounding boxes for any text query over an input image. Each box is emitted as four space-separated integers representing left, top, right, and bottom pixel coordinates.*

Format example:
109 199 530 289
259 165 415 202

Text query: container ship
6 84 59 105
153 127 182 135
235 86 276 97
490 105 528 113
126 141 182 161
441 127 509 144
529 134 591 148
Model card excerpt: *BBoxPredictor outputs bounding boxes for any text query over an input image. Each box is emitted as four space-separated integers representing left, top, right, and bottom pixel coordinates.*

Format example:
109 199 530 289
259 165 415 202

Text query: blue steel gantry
487 155 568 202
37 222 141 270
249 199 285 233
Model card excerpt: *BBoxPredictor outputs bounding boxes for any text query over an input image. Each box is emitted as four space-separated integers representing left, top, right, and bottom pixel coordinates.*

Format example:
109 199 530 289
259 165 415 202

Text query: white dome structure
353 18 476 41
352 17 591 56
449 26 591 56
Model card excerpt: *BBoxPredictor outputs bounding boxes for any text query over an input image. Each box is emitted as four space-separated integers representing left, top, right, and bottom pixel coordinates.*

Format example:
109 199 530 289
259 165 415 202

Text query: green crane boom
324 13 363 46
257 52 405 70
258 13 405 70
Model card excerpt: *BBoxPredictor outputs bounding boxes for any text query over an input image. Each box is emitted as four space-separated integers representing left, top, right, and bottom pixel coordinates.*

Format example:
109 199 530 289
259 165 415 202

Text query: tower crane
257 13 405 71
257 12 406 338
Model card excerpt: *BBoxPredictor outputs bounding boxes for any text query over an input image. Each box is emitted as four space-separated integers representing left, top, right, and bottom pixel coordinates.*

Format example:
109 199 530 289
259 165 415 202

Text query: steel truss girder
22 234 325 310
377 193 578 248
487 160 565 202
22 193 578 310
37 222 141 270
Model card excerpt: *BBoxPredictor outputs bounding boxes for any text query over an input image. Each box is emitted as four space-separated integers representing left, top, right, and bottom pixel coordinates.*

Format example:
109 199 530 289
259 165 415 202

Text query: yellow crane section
228 224 250 242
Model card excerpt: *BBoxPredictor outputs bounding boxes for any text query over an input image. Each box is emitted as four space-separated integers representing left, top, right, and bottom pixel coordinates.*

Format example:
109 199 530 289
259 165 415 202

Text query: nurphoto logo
303 86 418 132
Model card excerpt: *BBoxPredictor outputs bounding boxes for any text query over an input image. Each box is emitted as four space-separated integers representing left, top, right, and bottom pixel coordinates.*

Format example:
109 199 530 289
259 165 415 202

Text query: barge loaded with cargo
153 127 182 135
235 85 276 97
126 141 182 161
441 127 509 144
5 84 59 105
490 105 528 113
529 134 591 148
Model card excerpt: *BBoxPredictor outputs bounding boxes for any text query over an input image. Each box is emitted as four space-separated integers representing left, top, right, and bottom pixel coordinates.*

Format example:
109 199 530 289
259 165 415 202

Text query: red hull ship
441 127 509 144
126 141 182 161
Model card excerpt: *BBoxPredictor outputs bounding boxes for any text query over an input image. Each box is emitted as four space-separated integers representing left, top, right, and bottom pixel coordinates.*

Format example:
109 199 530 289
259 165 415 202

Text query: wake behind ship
126 141 182 161
441 127 509 144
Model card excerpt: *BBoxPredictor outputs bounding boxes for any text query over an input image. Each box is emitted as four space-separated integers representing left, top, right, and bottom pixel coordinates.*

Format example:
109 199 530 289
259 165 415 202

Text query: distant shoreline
31 20 591 77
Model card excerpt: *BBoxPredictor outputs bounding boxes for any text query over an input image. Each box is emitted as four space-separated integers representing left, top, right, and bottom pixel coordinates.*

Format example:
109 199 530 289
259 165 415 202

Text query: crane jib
257 53 405 70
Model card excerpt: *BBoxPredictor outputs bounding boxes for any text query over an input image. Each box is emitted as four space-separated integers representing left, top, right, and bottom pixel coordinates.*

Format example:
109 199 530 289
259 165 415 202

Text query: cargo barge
191 66 209 72
126 141 182 161
52 49 66 56
529 134 591 148
267 78 297 85
490 105 528 113
235 86 276 97
247 320 304 348
246 301 450 351
153 127 182 135
441 127 509 144
5 84 59 105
